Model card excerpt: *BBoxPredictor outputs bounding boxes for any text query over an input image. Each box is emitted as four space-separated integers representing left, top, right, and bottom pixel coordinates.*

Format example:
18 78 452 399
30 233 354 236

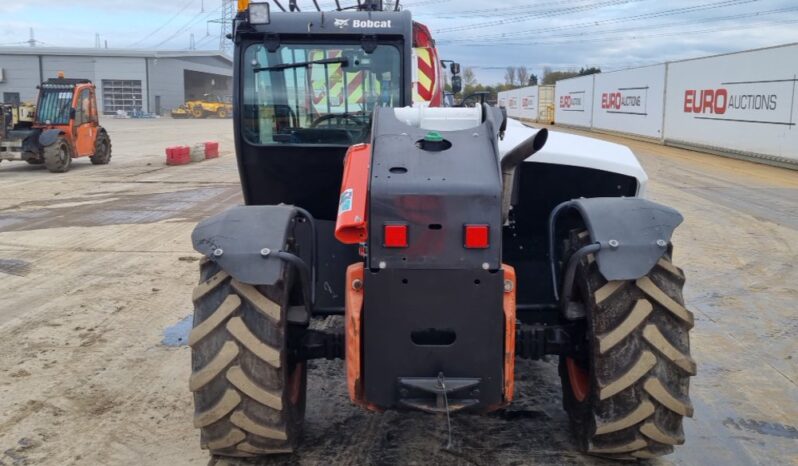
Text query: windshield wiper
254 57 349 72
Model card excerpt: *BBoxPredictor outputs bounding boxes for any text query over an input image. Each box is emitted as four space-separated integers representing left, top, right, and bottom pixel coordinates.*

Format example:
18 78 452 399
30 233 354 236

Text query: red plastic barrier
204 142 220 159
166 146 191 165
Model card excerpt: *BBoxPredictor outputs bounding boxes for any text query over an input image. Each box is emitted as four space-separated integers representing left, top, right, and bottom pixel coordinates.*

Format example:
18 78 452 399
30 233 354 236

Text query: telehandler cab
0 77 111 173
188 0 695 460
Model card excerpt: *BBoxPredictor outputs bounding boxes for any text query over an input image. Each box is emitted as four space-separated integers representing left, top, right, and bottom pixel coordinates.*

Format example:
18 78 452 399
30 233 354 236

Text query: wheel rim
59 145 68 163
566 357 590 402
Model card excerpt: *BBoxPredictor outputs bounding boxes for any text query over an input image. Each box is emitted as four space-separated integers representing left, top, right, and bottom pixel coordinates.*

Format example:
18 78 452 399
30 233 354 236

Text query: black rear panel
367 107 504 270
363 268 504 408
362 108 507 409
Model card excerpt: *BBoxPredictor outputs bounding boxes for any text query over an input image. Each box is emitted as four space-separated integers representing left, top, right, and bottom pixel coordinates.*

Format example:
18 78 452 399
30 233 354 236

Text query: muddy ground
0 118 795 466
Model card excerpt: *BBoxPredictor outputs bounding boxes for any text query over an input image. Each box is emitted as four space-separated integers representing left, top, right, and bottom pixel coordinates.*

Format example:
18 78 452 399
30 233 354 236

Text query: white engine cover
499 119 648 196
394 108 648 196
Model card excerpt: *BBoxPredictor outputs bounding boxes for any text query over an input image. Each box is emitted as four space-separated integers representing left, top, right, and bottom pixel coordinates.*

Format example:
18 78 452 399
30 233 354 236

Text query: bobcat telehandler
188 0 695 460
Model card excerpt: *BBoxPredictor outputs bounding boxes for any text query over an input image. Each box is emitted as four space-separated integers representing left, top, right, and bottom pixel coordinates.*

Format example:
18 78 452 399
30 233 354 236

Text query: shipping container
517 86 538 120
664 43 798 165
538 85 555 124
554 75 594 128
592 64 666 140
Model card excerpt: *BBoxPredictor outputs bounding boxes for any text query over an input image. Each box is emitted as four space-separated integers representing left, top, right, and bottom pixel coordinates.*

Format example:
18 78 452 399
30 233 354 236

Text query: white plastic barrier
592 64 666 140
555 75 594 128
664 44 798 164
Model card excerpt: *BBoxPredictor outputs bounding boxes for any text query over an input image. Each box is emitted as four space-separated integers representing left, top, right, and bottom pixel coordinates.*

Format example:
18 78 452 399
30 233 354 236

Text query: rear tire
216 108 228 119
43 137 72 173
90 129 112 165
560 233 695 460
192 106 206 119
190 259 307 457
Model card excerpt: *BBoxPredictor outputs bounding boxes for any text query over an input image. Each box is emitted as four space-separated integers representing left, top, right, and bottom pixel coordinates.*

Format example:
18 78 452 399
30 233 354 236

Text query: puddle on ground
723 418 798 439
0 186 242 232
161 315 192 347
0 259 32 277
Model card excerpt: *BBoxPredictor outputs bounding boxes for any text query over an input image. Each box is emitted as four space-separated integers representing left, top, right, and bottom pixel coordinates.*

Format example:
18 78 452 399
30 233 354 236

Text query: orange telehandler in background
0 76 111 173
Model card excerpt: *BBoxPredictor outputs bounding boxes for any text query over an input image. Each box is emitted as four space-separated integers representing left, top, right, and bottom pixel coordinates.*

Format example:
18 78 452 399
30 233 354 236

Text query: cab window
75 89 92 125
243 42 402 146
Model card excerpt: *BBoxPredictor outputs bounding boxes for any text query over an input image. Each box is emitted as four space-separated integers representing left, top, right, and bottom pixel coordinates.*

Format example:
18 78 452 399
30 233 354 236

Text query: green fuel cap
424 131 444 143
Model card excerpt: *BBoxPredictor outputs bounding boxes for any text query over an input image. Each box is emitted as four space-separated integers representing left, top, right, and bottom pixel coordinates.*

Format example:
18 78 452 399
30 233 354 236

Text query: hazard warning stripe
347 72 365 104
308 49 382 111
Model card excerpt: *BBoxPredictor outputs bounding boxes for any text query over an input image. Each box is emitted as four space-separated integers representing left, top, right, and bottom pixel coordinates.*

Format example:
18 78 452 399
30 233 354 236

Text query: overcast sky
1 0 797 83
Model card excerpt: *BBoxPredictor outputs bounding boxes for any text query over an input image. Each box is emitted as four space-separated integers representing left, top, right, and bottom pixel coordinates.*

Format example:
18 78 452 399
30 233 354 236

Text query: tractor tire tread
90 129 112 165
43 138 72 173
561 236 694 460
190 260 305 457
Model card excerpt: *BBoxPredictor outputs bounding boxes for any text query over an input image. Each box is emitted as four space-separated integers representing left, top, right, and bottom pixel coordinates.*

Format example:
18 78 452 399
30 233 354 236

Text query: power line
435 0 648 34
444 0 763 41
128 0 197 47
152 4 223 49
459 17 798 47
207 0 235 53
439 5 798 45
417 0 627 18
401 0 453 7
194 31 218 49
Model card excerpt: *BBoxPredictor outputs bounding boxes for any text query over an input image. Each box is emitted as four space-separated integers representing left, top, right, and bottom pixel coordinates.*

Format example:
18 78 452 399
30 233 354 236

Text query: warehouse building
0 47 232 116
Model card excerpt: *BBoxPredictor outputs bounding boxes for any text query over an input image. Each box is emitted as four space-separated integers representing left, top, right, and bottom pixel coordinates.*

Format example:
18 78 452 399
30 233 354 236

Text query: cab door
73 88 98 156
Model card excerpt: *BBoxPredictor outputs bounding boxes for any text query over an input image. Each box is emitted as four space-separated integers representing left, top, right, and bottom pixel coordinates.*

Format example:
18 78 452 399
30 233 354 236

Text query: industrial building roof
0 46 232 62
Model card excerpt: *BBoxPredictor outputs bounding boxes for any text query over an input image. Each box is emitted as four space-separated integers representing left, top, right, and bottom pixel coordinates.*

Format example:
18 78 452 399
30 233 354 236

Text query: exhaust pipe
501 128 548 223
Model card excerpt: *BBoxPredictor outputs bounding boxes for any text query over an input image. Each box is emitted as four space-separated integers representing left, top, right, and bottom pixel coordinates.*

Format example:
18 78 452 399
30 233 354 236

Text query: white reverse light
249 2 271 25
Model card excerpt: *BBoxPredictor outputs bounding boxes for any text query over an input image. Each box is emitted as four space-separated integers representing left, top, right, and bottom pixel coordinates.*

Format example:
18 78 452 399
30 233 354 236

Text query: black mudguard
191 205 297 285
39 129 64 147
552 197 683 281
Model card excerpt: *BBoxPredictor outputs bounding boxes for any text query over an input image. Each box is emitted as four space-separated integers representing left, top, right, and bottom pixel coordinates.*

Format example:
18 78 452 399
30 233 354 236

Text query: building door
3 93 20 105
155 96 162 116
101 79 143 115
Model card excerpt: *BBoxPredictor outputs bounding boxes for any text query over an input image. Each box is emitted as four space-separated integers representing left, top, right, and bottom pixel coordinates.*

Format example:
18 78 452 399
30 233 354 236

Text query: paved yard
0 118 795 465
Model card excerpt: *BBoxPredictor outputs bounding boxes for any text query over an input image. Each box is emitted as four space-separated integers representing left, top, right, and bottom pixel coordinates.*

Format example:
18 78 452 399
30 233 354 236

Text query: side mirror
69 108 76 120
450 62 461 75
451 75 463 94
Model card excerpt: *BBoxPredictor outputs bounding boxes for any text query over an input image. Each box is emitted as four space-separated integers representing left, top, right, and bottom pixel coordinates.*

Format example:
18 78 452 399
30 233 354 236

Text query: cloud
418 0 798 83
1 0 797 81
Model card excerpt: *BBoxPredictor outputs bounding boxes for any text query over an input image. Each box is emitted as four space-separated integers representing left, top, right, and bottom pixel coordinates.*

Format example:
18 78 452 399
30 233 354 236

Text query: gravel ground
0 118 795 466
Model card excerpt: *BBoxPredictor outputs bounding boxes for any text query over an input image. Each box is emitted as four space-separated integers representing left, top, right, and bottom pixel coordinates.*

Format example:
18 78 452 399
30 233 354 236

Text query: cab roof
236 10 412 37
42 78 92 87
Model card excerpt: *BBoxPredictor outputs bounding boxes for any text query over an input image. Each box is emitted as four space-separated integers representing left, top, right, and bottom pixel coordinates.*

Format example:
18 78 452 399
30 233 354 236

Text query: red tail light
464 225 490 249
384 224 408 248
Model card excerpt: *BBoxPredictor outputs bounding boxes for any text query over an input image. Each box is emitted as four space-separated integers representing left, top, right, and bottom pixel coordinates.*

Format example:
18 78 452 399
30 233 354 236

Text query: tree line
447 65 601 104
